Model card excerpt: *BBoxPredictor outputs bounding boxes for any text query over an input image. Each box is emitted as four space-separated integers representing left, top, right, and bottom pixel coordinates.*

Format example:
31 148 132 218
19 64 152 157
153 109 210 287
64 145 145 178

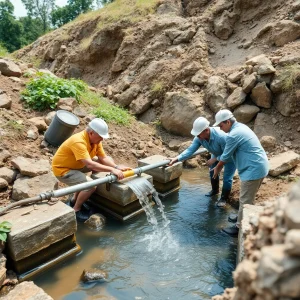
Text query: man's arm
81 158 125 180
212 161 226 179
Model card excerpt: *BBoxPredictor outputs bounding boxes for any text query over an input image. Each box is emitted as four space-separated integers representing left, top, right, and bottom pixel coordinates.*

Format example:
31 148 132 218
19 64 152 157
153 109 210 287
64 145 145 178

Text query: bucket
44 110 80 147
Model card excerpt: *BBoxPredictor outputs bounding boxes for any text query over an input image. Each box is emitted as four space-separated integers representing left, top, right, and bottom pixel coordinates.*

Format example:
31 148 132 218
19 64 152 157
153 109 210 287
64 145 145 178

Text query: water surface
34 169 237 300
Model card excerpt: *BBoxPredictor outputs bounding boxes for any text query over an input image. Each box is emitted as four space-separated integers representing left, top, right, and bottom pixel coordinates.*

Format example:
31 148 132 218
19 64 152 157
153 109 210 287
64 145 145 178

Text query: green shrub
0 44 9 57
0 221 12 242
81 90 134 125
21 74 87 110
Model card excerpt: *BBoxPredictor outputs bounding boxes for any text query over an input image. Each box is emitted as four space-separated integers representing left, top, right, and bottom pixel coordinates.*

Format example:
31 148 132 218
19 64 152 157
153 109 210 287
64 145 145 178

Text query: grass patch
150 80 166 98
0 45 9 57
79 36 94 50
280 64 300 93
80 90 134 125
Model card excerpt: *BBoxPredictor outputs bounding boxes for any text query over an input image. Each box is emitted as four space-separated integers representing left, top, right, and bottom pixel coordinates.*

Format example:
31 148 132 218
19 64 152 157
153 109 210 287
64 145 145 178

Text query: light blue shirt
220 122 269 181
178 127 233 162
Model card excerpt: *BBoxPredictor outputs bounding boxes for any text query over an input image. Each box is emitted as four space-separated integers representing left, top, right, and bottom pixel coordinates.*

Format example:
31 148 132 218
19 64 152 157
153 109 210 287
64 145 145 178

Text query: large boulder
161 90 210 136
253 113 276 138
250 82 272 108
205 76 228 112
275 92 297 117
0 59 22 77
11 157 51 177
214 10 238 40
226 87 247 108
242 73 257 93
233 104 260 123
114 84 141 107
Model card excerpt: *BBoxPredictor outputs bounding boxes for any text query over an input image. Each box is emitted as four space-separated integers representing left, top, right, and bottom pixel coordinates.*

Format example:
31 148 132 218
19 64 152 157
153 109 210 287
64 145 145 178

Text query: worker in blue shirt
169 117 236 207
213 109 269 237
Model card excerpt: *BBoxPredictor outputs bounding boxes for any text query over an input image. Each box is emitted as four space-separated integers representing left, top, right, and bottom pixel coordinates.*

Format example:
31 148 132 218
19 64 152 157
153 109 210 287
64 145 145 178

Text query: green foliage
150 80 165 98
21 74 87 110
51 0 94 27
0 221 12 242
0 44 9 57
19 16 44 45
81 90 134 125
0 0 24 52
280 64 300 93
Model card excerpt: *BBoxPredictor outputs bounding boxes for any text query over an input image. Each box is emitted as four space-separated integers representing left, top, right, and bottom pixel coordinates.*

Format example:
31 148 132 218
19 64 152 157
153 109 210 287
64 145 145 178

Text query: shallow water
33 169 237 300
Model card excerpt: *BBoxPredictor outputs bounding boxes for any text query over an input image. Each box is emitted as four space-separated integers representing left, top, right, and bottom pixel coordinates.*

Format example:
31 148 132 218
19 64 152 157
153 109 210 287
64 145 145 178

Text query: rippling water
33 169 237 300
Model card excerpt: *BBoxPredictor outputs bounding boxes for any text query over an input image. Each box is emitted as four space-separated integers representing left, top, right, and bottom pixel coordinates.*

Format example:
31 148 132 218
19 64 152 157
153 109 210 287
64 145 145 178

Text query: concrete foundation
138 155 182 196
90 173 154 220
1 201 79 279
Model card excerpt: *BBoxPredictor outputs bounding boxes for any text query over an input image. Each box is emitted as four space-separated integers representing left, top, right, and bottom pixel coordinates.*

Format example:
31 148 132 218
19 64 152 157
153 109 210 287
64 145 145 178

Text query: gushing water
126 176 179 255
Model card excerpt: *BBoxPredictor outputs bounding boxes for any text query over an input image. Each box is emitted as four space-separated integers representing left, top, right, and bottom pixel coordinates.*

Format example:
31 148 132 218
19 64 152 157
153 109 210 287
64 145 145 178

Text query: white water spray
127 177 178 255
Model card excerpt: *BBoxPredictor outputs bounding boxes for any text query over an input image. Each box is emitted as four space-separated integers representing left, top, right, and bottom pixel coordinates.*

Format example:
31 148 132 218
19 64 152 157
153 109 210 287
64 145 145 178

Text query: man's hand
212 163 224 179
111 168 125 180
168 158 178 166
116 164 132 171
206 157 217 167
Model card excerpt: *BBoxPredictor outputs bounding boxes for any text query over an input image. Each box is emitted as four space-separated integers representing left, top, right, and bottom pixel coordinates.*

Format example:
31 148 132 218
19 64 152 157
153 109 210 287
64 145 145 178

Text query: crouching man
52 118 131 221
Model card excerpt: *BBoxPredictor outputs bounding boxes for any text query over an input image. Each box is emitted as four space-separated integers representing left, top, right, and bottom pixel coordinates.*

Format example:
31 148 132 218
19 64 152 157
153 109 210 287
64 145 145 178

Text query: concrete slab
92 173 153 205
238 204 264 262
138 155 183 183
1 201 76 261
153 177 180 194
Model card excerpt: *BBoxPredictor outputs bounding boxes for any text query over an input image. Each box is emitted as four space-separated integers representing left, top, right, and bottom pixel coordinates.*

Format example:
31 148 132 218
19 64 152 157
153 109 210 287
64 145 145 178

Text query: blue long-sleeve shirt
220 122 269 181
178 127 233 162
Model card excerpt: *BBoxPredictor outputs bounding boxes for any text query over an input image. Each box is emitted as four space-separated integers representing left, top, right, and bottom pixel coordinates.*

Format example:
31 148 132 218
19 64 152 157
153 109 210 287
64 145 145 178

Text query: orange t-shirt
52 130 106 177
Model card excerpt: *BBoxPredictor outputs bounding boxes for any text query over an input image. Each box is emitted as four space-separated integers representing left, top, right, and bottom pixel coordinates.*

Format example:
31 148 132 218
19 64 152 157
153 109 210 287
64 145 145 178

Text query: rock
275 92 296 117
260 136 276 151
44 111 56 126
277 53 300 66
9 76 22 83
268 151 300 177
129 94 152 115
28 117 48 132
251 82 272 108
0 265 6 288
12 172 58 200
291 0 300 12
0 178 8 189
0 149 11 166
168 139 182 150
214 10 238 40
173 29 196 45
40 140 49 148
4 281 53 300
56 97 77 109
184 157 198 168
84 213 106 230
80 268 108 282
246 54 272 67
161 90 211 136
233 104 260 123
285 229 300 256
257 64 276 75
0 94 12 109
180 61 201 77
11 156 51 177
0 59 22 77
205 76 228 112
257 74 273 85
242 73 257 93
73 106 88 118
228 70 245 83
26 127 39 140
0 167 16 183
156 1 181 15
256 20 300 47
226 87 247 109
255 245 300 298
38 69 56 77
178 141 192 154
253 113 276 139
114 84 140 107
138 107 157 124
191 70 208 86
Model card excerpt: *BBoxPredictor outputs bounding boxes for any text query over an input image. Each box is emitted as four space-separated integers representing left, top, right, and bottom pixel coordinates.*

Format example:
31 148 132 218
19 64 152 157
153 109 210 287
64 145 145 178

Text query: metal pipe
0 148 207 215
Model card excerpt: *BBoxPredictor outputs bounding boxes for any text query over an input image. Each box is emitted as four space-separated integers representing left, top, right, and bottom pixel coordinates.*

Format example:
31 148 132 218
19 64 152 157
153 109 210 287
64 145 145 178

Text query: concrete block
92 173 153 206
1 201 77 261
153 177 180 193
238 204 264 262
138 155 183 183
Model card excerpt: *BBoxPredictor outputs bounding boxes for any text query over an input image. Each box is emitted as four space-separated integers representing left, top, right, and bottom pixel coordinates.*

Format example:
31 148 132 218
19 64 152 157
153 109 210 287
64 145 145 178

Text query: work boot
216 188 231 207
222 224 239 237
75 210 90 222
228 213 238 223
205 177 219 197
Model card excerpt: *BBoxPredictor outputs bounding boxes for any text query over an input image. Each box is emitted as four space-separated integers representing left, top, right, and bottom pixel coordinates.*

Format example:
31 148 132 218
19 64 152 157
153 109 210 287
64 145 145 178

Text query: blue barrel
44 110 80 147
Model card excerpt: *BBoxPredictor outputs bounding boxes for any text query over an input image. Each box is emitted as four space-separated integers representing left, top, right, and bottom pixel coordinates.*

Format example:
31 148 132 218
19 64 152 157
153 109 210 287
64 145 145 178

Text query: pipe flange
137 167 142 176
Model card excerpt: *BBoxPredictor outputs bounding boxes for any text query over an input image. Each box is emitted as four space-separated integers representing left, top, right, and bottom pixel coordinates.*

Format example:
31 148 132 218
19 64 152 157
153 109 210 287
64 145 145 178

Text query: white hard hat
213 109 234 126
191 117 210 136
88 118 109 139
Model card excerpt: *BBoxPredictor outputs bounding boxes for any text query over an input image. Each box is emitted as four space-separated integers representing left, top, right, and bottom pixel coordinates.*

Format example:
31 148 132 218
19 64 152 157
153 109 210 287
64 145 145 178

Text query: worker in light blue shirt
169 117 236 207
213 109 269 237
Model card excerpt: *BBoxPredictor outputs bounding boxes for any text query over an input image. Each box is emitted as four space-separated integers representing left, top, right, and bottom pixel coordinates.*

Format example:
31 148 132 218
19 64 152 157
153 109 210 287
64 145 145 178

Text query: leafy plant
21 74 87 110
0 221 12 242
6 120 24 131
80 90 134 125
0 44 9 57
